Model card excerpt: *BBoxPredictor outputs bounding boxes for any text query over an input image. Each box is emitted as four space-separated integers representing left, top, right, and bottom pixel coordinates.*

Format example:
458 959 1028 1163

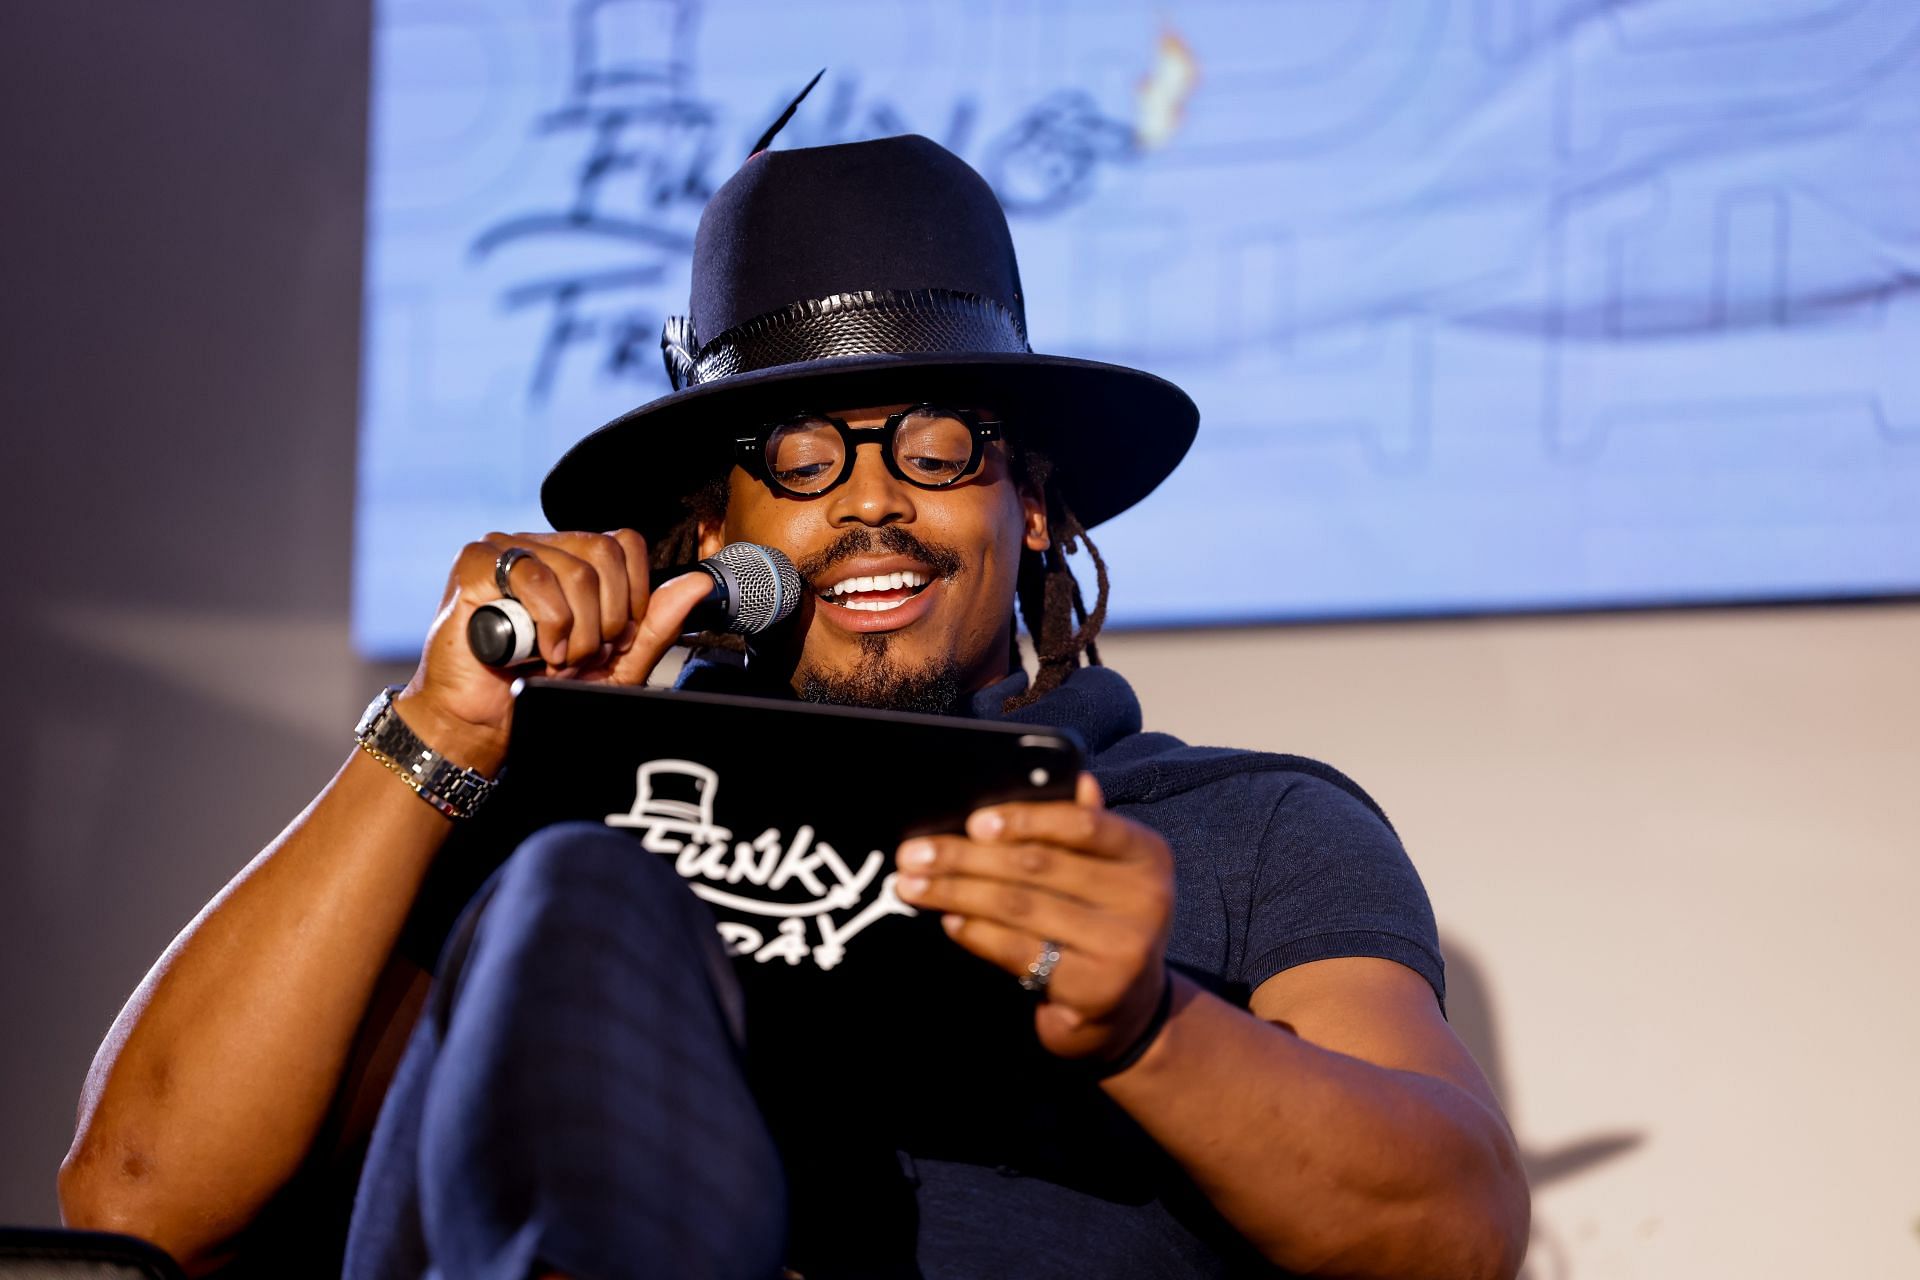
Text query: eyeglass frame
731 403 1006 498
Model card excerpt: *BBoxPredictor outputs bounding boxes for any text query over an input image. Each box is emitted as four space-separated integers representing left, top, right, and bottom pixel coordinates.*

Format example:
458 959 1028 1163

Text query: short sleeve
1242 774 1446 1010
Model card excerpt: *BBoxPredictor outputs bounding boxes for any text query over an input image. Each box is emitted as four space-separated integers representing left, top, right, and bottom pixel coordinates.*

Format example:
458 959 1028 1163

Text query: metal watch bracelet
353 686 497 820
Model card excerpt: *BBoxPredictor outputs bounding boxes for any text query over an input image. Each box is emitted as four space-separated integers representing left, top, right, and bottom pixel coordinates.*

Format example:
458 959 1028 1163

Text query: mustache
794 525 964 586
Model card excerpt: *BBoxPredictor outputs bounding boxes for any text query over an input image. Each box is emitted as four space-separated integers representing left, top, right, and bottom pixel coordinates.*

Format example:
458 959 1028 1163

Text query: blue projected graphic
356 0 1920 658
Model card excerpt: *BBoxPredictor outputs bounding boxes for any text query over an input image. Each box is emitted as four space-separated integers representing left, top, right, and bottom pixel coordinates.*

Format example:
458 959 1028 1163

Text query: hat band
662 289 1030 390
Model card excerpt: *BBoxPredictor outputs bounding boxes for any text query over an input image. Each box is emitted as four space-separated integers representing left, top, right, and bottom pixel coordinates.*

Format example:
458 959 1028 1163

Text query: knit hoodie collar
673 652 1142 758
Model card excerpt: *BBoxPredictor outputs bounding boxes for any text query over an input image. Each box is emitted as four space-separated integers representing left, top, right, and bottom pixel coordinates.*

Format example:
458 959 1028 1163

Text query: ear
697 514 727 560
1020 486 1050 553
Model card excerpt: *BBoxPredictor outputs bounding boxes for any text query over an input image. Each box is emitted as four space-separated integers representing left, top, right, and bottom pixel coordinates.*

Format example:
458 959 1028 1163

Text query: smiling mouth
816 570 934 613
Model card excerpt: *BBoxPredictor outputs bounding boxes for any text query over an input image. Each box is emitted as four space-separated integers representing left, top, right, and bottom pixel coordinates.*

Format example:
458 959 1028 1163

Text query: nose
825 440 917 528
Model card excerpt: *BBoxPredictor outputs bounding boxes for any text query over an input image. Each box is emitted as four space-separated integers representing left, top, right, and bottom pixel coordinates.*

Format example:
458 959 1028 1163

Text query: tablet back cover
486 678 1103 1255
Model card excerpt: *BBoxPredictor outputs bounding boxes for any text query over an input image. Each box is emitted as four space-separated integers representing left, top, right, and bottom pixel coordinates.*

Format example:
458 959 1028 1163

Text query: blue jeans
342 822 789 1280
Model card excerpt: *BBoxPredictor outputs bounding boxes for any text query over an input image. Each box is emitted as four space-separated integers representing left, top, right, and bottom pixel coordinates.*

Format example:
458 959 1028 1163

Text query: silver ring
494 547 535 599
1020 939 1062 996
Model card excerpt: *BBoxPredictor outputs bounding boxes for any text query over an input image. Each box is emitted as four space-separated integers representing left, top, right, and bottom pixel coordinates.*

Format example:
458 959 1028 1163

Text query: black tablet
489 678 1096 1241
500 677 1083 972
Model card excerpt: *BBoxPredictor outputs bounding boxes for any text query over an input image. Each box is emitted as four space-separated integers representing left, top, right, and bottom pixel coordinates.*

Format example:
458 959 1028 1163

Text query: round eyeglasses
733 405 1004 498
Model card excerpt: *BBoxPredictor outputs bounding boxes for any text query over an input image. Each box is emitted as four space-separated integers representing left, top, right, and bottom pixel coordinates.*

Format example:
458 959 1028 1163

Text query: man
61 135 1528 1278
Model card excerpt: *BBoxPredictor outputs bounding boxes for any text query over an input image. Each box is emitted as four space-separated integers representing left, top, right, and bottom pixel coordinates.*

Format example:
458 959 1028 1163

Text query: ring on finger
1020 939 1063 997
494 546 536 599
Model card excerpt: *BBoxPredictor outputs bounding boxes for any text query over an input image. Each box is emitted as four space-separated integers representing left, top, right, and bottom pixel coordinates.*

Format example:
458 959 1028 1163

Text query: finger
551 531 632 644
1076 770 1103 808
485 535 601 667
567 529 653 679
894 868 1108 951
966 799 1138 860
606 528 652 625
935 915 1120 1012
896 835 1132 907
461 537 575 668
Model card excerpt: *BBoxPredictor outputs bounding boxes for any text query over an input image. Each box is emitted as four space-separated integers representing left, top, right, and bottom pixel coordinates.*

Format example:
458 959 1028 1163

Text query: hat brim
540 351 1199 544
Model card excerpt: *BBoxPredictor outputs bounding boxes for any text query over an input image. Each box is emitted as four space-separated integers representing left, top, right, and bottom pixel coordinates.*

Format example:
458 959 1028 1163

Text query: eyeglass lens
765 408 978 494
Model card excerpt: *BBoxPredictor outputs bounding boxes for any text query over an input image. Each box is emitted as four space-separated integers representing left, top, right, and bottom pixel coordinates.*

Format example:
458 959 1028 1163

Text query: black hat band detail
660 288 1031 391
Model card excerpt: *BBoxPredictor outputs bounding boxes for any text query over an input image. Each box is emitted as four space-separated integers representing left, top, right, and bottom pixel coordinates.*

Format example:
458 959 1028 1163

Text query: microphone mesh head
712 541 803 633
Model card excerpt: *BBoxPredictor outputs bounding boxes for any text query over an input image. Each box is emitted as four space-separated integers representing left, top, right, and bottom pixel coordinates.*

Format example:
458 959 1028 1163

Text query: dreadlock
651 438 1110 708
1001 447 1108 711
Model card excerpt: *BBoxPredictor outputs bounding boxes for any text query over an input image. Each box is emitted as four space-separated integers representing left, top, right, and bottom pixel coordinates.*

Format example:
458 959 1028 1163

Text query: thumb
598 572 717 686
1076 770 1104 809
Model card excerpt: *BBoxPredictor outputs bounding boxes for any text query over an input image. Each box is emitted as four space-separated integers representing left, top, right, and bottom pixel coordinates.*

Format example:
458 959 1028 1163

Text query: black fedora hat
540 133 1199 543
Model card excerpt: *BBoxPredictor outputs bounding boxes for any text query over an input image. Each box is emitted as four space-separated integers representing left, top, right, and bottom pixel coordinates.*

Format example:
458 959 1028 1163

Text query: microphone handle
467 563 728 668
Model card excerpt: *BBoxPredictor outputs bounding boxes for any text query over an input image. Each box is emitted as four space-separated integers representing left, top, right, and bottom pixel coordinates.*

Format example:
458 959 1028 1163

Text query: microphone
467 541 803 668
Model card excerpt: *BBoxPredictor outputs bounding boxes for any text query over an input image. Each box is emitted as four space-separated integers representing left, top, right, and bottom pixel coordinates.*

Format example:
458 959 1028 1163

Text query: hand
398 530 715 773
893 773 1175 1065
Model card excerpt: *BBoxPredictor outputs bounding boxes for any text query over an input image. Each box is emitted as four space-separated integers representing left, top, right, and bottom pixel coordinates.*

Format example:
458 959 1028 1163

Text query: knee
436 820 749 1055
491 820 700 934
507 818 650 879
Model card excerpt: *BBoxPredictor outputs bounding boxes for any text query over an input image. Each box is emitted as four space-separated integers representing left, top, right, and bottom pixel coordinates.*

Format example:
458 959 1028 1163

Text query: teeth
821 570 929 600
841 598 907 611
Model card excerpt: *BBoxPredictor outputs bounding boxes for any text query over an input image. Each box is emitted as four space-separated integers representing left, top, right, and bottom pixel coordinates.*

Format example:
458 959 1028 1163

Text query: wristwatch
353 686 497 820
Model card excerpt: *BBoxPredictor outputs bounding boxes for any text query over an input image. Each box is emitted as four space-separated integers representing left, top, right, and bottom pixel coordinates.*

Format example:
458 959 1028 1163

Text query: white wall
1101 606 1920 1277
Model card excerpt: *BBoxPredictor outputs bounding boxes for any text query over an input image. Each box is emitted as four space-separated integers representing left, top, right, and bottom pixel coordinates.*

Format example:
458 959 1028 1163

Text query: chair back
0 1229 185 1279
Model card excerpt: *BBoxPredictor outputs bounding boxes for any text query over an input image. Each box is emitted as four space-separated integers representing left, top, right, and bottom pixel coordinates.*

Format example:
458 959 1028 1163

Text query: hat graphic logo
604 758 912 969
605 759 725 844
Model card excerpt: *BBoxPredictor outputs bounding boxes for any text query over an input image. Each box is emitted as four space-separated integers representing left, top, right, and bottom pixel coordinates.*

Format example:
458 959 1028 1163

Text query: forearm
59 738 467 1267
1104 975 1528 1279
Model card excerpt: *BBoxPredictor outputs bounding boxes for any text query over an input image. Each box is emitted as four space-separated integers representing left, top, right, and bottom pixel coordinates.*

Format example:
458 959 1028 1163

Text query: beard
795 632 965 715
791 524 970 714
